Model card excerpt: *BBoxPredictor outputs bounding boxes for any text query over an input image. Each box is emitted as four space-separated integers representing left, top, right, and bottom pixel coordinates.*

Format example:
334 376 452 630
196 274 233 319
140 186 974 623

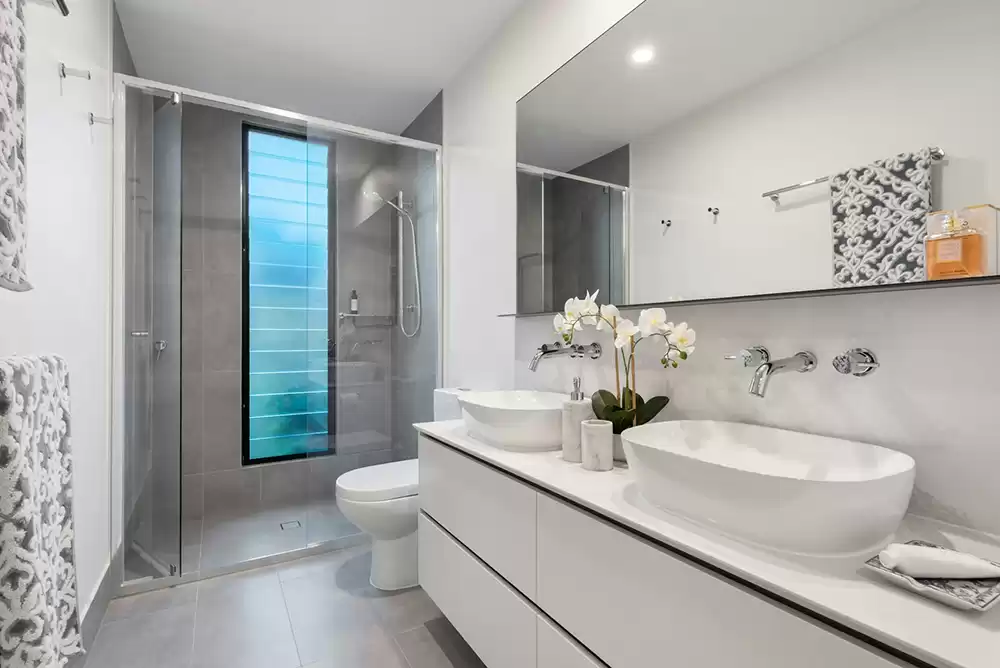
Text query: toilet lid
336 459 418 502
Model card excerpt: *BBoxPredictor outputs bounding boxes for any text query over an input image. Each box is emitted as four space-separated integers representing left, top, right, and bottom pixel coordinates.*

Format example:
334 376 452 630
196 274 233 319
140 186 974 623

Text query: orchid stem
613 317 621 403
631 340 638 426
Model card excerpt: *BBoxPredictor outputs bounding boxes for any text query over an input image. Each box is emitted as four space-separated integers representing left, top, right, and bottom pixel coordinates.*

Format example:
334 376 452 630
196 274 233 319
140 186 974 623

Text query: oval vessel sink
622 420 915 556
459 390 565 451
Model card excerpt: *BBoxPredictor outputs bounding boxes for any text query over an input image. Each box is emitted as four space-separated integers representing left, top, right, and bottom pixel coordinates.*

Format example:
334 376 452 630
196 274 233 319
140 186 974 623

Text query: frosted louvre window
245 128 331 463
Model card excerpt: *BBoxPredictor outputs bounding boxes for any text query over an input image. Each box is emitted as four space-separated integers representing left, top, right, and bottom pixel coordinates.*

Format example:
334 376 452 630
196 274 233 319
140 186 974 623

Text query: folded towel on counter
879 543 1000 580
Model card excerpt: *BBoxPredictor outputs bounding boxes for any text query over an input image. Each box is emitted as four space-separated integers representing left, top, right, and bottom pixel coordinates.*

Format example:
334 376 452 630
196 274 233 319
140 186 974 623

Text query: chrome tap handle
724 346 769 367
832 348 879 377
583 342 602 360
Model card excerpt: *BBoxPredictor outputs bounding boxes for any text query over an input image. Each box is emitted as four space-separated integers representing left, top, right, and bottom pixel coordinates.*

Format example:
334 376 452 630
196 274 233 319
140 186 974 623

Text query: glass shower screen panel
303 119 440 548
122 88 182 582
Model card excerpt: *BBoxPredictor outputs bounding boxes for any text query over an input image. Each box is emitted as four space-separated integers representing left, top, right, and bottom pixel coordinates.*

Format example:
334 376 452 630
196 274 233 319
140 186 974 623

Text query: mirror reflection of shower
365 190 422 338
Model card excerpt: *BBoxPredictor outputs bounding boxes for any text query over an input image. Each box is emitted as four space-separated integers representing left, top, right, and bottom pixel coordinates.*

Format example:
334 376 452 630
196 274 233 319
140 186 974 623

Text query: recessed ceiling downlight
630 46 655 65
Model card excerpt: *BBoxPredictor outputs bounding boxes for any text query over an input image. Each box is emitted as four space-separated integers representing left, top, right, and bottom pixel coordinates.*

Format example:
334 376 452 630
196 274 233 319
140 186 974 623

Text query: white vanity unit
415 420 999 668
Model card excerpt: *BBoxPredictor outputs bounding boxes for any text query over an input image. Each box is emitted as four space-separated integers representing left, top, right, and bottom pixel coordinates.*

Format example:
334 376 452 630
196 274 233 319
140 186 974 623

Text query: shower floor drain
280 520 302 531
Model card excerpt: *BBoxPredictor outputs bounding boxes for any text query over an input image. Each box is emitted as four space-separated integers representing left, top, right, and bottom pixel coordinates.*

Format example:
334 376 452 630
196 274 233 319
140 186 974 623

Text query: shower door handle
154 340 168 361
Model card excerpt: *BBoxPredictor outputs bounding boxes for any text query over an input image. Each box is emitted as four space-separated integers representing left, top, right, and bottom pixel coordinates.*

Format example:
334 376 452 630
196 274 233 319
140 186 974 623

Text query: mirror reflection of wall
516 147 629 313
517 0 1000 309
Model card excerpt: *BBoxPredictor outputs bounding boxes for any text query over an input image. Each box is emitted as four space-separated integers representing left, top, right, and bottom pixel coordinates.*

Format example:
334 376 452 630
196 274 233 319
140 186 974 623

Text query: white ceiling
115 0 526 134
517 0 923 172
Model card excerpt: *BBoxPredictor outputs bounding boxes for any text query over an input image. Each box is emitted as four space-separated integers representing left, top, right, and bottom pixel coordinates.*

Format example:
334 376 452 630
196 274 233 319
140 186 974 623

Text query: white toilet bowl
336 459 419 591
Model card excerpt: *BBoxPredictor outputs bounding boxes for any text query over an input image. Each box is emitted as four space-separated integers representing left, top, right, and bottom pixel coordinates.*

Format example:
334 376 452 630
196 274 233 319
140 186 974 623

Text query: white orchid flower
562 298 584 331
614 319 638 349
638 308 671 337
668 322 697 352
597 303 619 331
553 313 569 337
578 290 600 325
666 348 680 361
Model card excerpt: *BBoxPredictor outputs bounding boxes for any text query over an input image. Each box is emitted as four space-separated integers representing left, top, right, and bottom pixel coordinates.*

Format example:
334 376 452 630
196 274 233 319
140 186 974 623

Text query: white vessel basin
622 420 915 556
459 390 566 451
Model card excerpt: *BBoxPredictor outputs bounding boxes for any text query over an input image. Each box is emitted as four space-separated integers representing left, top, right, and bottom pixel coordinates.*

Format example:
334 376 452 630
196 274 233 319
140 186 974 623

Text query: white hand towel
879 543 1000 579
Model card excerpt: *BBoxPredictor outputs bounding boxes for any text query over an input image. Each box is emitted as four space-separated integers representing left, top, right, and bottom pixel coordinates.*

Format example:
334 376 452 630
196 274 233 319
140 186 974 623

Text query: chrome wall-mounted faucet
724 346 770 368
832 348 879 377
748 351 816 398
529 341 602 371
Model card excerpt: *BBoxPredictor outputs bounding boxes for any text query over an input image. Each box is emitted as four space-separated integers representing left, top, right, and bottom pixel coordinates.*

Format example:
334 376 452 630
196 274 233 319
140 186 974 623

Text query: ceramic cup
581 419 613 472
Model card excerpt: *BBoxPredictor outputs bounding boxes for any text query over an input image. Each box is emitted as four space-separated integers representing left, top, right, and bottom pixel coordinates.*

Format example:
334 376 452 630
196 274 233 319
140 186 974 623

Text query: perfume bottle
926 211 985 280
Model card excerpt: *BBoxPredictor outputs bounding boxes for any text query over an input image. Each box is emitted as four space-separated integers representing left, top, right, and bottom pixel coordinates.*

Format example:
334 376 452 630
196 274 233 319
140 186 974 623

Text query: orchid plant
553 291 696 434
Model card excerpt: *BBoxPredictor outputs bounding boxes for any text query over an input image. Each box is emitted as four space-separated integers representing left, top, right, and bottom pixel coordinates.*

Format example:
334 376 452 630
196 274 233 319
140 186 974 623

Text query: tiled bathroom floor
86 545 485 668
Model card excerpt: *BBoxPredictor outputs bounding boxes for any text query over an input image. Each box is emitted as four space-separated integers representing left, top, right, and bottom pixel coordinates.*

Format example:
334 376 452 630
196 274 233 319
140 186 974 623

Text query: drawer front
536 494 905 668
419 512 537 668
419 435 537 598
537 616 605 668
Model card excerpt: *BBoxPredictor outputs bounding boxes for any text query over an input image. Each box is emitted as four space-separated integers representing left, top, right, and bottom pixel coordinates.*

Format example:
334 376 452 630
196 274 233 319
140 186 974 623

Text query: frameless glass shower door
122 87 183 583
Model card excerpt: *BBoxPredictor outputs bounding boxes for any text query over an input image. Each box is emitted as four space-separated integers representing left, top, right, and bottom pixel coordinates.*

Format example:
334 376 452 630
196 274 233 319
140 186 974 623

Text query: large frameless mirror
516 0 1000 312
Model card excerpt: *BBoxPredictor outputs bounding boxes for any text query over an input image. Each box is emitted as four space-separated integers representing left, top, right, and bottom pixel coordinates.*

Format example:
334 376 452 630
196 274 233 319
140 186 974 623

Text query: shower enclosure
113 77 441 590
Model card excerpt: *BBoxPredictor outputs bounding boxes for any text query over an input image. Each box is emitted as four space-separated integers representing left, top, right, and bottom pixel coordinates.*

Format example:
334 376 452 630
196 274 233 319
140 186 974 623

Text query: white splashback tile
515 282 1000 535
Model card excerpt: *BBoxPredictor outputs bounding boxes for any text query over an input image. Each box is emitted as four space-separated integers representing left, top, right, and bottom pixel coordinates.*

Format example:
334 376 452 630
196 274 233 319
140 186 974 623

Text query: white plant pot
613 434 627 463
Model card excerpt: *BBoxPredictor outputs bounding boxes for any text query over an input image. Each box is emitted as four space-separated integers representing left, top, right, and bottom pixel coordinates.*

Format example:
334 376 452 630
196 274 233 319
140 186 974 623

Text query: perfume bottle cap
570 376 584 401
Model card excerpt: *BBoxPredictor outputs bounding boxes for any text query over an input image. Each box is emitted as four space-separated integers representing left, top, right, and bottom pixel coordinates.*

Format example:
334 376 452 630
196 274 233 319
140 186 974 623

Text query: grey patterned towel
0 0 28 292
0 355 82 668
831 148 934 287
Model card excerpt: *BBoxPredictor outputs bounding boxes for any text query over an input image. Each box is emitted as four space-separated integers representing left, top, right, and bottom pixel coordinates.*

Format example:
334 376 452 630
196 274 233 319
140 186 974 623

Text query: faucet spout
529 341 602 371
748 351 816 398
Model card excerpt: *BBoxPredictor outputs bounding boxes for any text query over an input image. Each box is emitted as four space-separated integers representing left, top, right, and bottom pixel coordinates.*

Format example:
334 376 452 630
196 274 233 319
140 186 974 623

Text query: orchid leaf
606 407 636 434
636 396 669 426
591 389 620 420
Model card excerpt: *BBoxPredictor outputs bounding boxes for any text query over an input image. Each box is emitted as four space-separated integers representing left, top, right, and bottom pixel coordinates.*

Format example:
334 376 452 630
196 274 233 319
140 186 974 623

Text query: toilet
336 458 419 591
335 389 465 590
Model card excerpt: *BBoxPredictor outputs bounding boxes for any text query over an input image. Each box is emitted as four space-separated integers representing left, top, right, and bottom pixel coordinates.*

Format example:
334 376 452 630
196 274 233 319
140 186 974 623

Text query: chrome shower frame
110 74 446 596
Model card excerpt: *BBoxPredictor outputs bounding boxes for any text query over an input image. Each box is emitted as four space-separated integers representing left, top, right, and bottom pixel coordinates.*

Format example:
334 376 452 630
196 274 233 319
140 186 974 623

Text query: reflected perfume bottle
926 211 986 280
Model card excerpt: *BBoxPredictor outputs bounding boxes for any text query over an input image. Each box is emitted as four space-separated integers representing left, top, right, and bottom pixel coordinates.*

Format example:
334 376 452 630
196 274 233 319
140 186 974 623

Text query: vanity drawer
535 494 906 668
537 615 606 668
419 512 537 668
418 435 537 599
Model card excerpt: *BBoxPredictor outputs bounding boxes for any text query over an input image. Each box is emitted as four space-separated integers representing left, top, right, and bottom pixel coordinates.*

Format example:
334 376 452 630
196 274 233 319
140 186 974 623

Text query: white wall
630 0 1000 302
0 0 114 616
442 0 645 390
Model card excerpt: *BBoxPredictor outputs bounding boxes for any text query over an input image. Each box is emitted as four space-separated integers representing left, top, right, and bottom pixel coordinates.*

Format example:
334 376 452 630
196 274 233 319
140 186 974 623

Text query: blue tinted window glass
246 129 330 462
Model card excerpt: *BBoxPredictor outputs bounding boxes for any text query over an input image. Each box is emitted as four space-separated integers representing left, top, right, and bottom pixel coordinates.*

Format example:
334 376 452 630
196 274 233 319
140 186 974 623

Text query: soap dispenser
561 377 594 463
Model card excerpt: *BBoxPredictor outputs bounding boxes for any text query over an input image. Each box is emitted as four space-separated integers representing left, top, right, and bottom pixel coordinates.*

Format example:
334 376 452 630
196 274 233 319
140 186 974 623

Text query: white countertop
415 420 1000 668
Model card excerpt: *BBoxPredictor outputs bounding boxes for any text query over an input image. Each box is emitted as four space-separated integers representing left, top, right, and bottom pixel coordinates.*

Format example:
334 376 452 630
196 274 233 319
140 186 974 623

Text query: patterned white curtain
0 356 82 667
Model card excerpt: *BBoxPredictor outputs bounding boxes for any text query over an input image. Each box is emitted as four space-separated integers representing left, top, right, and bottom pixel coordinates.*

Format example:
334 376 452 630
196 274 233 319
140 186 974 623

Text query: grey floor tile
280 565 383 665
306 502 361 545
193 568 300 668
103 583 199 623
297 626 409 668
276 544 370 585
395 618 486 668
86 604 196 668
370 586 443 635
